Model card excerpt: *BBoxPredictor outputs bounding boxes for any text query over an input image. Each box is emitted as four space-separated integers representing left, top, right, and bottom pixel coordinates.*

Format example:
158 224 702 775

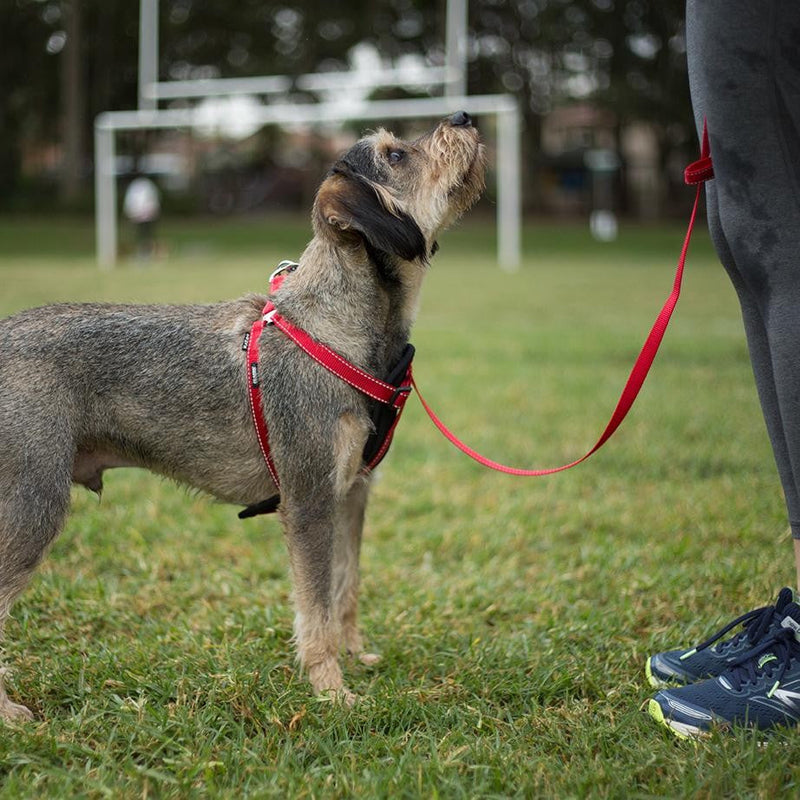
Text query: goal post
95 94 521 269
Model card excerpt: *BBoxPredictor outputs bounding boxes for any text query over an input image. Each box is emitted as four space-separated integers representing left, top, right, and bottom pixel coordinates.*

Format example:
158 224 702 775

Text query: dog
0 112 485 719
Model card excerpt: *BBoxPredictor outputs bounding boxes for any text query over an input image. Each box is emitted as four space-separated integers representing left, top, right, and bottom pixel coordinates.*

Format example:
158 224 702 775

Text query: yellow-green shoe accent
647 698 691 741
645 657 659 689
644 656 681 689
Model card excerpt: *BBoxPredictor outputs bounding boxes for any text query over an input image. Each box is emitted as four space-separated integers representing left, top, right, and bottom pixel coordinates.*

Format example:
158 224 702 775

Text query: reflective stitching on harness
245 316 280 488
272 316 400 405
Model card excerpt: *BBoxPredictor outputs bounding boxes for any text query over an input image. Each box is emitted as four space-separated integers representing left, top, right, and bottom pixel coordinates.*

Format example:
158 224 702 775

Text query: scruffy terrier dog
0 112 485 719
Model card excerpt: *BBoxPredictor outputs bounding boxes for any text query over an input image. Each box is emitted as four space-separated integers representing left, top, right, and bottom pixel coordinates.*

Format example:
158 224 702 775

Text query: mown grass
1 214 799 797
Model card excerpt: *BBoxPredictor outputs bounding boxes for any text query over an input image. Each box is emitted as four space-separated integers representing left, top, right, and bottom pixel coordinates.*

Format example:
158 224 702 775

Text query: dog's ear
313 161 427 262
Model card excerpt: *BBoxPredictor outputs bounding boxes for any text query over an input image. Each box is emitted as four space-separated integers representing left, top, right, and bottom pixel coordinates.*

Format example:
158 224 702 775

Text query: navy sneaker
646 587 795 688
648 601 800 738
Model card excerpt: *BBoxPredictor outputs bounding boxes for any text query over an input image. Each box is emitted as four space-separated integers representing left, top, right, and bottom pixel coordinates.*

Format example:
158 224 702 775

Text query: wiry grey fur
0 113 485 719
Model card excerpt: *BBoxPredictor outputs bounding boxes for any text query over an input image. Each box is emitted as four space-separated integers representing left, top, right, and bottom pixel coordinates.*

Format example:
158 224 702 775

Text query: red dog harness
241 261 413 517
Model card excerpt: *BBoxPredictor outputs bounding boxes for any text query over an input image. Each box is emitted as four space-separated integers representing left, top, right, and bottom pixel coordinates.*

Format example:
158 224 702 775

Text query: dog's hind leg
0 590 36 723
0 466 71 722
333 478 380 667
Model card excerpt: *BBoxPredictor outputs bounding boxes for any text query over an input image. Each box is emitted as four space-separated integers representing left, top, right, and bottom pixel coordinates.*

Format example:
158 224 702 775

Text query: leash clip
389 385 413 408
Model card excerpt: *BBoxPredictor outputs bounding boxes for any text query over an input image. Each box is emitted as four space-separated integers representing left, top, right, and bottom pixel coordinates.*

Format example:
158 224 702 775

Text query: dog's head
313 112 485 275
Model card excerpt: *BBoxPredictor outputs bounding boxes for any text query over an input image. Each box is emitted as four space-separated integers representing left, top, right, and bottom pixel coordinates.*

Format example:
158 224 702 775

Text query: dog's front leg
277 410 371 702
280 491 352 702
333 478 380 666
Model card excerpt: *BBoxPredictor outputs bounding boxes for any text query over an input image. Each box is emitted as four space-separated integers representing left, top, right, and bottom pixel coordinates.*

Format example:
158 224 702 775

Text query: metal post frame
141 0 465 103
138 0 158 111
94 123 117 268
445 0 468 98
95 95 522 269
101 0 525 271
146 68 451 102
496 103 522 271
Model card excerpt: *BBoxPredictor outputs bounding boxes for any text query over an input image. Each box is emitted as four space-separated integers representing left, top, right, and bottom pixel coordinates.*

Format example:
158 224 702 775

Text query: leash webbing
246 123 713 488
411 121 714 476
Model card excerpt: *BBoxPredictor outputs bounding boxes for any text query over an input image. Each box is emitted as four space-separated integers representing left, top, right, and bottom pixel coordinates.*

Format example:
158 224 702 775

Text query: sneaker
648 601 800 738
646 587 795 688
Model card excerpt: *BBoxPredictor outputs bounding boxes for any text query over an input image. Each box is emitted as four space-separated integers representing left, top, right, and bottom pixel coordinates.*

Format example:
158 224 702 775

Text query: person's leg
139 220 155 258
795 540 800 592
688 0 800 569
703 180 800 557
648 0 800 735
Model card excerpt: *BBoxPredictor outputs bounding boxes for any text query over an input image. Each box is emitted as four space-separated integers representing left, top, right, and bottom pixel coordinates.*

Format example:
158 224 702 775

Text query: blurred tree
60 0 84 202
0 0 691 212
467 0 690 210
157 0 441 85
0 1 60 204
0 0 139 207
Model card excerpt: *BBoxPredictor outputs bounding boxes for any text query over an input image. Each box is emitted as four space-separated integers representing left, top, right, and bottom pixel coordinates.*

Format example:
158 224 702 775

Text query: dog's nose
449 111 472 128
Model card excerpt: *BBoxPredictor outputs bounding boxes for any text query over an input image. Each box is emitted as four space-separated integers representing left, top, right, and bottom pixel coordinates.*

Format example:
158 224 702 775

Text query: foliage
1 217 800 796
1 1 692 207
470 0 688 122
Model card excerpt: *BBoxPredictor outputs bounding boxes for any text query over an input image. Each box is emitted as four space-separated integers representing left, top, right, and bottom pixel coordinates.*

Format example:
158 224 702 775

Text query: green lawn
0 215 797 797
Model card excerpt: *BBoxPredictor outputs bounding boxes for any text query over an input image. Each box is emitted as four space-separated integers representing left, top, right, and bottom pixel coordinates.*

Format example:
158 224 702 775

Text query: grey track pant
686 0 800 536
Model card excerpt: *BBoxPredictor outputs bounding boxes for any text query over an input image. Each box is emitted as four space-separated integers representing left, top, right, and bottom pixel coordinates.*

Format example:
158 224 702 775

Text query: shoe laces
692 602 779 655
725 627 800 693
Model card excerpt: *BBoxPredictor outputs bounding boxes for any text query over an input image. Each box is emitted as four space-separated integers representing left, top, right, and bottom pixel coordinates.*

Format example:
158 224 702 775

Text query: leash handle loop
412 120 713 476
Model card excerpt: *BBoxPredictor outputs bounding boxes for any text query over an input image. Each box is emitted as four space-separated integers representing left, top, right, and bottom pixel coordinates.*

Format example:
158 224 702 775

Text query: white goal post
95 94 521 269
96 0 522 269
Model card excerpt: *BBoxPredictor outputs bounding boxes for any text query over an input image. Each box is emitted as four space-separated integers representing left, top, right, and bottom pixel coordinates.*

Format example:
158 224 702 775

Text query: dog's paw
0 670 34 724
0 699 34 723
344 638 382 667
340 688 358 707
316 687 359 707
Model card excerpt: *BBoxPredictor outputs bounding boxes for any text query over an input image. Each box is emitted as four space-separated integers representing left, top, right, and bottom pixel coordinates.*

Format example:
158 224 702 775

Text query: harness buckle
263 308 278 325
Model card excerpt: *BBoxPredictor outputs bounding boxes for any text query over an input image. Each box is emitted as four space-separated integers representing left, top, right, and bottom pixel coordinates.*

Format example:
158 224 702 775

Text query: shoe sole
647 699 781 746
647 698 707 740
645 658 667 689
645 657 686 690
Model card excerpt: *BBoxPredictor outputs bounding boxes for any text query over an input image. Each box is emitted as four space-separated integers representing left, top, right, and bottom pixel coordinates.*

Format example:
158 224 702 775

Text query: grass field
0 214 798 798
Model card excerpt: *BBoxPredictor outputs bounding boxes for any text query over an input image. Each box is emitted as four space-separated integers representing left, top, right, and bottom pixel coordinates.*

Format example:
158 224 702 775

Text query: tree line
0 0 689 212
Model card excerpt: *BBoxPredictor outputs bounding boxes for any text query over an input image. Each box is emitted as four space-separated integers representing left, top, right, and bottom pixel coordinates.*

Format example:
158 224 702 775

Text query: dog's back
0 298 275 503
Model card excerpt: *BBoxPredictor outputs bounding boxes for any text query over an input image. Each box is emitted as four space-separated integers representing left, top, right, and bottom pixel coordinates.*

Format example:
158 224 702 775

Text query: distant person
123 173 161 260
647 0 800 738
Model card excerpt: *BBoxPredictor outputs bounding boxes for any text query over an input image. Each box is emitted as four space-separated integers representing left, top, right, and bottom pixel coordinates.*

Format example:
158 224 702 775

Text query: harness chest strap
244 313 280 488
244 263 413 495
267 311 412 409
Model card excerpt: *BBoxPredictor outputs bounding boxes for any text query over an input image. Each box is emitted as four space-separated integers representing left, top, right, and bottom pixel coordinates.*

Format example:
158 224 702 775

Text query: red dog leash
246 124 713 487
411 122 714 475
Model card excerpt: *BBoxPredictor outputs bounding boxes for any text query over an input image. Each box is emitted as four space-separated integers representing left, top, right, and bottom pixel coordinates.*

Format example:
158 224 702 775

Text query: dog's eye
388 150 405 165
